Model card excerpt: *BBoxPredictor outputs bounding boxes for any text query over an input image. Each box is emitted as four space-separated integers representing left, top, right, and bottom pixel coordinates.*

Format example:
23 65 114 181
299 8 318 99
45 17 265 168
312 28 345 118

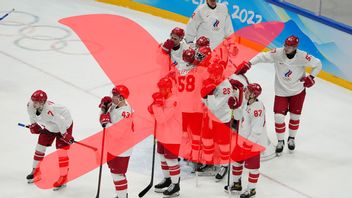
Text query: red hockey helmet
196 36 210 48
112 85 130 99
157 77 173 90
285 35 299 46
195 46 212 61
171 27 185 39
247 83 262 97
207 63 224 77
183 48 196 64
31 90 47 102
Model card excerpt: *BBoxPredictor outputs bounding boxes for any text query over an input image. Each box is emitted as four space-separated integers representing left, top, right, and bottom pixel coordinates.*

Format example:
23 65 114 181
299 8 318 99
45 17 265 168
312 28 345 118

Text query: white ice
0 0 351 197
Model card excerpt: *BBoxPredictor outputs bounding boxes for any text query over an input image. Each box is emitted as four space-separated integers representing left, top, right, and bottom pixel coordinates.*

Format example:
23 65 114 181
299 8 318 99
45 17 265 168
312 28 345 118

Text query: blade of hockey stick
138 120 157 197
0 9 15 21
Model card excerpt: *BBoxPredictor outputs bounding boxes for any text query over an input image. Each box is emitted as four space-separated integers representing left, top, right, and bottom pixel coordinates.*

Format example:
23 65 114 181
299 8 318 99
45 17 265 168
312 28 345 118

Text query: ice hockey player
185 0 234 50
175 48 209 172
228 73 276 160
224 83 265 198
148 77 182 197
99 85 134 198
160 27 189 75
201 63 234 181
236 35 322 155
26 90 74 190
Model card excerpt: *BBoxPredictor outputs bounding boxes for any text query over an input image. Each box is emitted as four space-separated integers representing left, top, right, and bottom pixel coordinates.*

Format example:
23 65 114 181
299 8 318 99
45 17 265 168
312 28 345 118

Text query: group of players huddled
25 0 322 198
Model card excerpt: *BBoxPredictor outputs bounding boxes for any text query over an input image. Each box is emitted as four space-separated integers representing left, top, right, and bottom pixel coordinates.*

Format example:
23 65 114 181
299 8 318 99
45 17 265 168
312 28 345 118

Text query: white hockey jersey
27 100 73 134
239 100 267 147
104 104 134 157
250 48 322 97
171 41 190 70
160 41 190 78
152 95 182 144
204 79 234 123
175 64 208 113
185 2 234 50
239 100 275 159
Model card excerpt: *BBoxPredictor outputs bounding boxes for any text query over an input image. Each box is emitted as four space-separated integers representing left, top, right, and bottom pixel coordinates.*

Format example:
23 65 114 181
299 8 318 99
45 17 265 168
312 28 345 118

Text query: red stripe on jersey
169 165 180 176
289 119 300 130
249 173 260 179
289 125 299 130
34 155 44 161
35 151 45 156
289 119 300 125
115 184 128 191
114 179 127 185
248 178 259 183
275 122 286 133
232 166 243 171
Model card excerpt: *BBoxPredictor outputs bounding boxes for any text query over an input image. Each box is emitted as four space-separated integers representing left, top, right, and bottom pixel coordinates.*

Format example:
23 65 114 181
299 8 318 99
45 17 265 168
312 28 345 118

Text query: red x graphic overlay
33 14 283 189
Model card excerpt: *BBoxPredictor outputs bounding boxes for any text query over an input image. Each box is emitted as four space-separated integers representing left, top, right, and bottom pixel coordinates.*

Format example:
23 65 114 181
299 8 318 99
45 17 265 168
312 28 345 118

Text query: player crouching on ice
26 90 74 190
148 77 182 197
99 85 134 198
224 83 266 198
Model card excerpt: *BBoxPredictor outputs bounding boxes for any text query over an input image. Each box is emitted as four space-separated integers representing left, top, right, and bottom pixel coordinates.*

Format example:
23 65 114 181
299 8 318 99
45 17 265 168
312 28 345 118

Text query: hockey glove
99 96 112 113
235 61 251 75
100 113 111 128
152 92 164 106
147 104 154 115
161 39 175 54
29 123 42 134
61 131 74 145
228 96 240 109
229 79 244 90
301 75 315 88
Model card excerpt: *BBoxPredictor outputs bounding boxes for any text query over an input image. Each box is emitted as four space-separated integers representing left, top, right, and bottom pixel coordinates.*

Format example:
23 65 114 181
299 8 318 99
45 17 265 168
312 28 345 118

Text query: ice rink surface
0 0 351 197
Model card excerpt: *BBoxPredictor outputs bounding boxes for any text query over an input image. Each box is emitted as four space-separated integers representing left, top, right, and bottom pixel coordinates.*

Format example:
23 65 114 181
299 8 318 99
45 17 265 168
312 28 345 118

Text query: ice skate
26 168 41 184
240 188 256 198
287 137 295 153
275 140 285 156
196 164 216 176
53 175 67 191
215 166 228 182
155 177 172 193
224 178 242 193
163 183 180 197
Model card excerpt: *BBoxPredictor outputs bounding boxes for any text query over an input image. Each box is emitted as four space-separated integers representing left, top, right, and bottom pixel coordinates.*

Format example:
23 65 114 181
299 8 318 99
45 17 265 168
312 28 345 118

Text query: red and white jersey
239 100 267 145
204 79 234 123
105 103 134 157
170 41 190 70
250 48 322 97
159 42 190 78
152 95 182 144
175 64 208 113
185 2 234 50
27 100 73 135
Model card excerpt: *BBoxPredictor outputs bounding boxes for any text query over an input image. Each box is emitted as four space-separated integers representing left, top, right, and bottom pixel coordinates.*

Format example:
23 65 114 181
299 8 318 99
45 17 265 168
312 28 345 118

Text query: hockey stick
95 126 107 198
18 123 98 152
226 87 243 197
227 114 234 198
138 119 157 197
0 9 15 21
195 110 208 187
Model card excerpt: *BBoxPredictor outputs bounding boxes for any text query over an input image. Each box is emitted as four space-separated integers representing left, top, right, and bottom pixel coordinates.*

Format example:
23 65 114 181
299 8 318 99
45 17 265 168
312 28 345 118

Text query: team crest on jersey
212 19 220 31
171 60 178 66
283 70 293 81
47 110 54 116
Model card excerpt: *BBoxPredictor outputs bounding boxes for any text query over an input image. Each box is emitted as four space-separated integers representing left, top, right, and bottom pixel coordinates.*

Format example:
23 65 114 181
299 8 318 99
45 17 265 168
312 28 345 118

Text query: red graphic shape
34 14 283 189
